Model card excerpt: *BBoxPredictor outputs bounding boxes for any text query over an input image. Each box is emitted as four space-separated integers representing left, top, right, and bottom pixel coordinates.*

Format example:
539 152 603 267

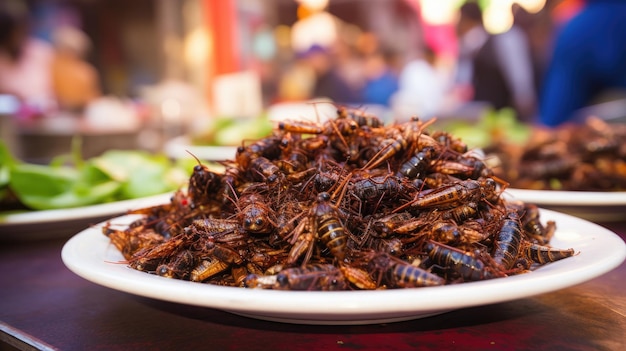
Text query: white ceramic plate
503 189 626 222
61 209 626 325
0 193 172 241
164 136 237 161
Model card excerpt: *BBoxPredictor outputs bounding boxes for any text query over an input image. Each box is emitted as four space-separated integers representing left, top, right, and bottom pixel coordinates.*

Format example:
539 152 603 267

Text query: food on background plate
441 110 626 191
0 141 193 211
490 117 626 191
189 115 274 147
102 106 575 291
436 107 532 150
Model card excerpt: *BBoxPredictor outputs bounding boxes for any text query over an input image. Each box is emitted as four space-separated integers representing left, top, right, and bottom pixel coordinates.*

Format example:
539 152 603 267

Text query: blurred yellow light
516 0 546 14
484 1 514 34
291 11 338 53
184 27 211 66
419 0 459 25
296 0 329 12
482 0 546 34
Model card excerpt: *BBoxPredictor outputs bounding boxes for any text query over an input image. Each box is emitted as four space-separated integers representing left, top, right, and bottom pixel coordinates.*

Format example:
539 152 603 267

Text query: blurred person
361 45 399 107
276 58 316 102
454 1 537 122
50 25 101 113
539 0 626 127
304 44 361 104
512 3 555 98
0 0 54 116
333 37 367 101
391 44 448 120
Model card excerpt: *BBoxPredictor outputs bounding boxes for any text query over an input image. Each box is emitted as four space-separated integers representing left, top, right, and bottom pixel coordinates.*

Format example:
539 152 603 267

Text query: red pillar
203 0 240 77
201 0 240 107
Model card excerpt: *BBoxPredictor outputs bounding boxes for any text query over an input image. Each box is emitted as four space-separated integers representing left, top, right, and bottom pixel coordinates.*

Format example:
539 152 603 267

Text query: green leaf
120 160 171 199
79 162 113 184
91 150 151 181
8 159 121 210
0 161 11 190
0 142 17 188
1 145 191 211
92 150 187 199
10 163 78 197
16 180 121 210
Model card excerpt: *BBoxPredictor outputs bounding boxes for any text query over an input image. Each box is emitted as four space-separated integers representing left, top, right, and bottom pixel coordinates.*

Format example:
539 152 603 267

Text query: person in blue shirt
361 46 399 107
539 0 626 127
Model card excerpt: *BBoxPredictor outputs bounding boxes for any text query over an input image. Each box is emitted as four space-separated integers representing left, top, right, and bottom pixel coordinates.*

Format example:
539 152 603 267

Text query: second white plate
503 188 626 222
0 193 172 241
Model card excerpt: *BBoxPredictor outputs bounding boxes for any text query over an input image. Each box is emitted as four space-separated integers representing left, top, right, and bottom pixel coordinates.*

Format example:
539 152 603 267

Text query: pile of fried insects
103 106 576 291
488 116 626 191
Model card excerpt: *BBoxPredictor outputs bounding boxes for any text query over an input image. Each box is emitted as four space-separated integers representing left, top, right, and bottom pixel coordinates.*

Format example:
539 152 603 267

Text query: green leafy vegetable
437 107 532 149
0 142 16 189
92 150 188 199
0 141 192 211
191 116 273 146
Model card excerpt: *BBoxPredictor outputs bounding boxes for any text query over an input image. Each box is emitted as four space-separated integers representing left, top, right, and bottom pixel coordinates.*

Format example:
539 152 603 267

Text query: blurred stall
1 0 568 164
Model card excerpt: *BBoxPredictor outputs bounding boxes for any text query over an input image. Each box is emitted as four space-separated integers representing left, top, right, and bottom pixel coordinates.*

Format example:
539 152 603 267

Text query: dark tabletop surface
1 216 625 351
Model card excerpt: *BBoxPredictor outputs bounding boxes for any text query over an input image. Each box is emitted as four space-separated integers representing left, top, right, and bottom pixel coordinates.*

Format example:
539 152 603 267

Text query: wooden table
1 219 625 351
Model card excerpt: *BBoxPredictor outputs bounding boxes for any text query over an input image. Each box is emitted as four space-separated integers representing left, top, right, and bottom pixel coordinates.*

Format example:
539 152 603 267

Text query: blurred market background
2 0 624 164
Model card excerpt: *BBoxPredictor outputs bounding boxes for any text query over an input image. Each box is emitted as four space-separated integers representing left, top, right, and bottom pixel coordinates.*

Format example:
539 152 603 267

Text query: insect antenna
329 161 353 205
328 118 350 153
223 181 242 213
186 149 204 166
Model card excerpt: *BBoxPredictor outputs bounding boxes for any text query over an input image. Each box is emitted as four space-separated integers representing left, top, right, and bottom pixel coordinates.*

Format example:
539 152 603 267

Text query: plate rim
0 192 172 226
503 188 626 206
61 208 626 324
